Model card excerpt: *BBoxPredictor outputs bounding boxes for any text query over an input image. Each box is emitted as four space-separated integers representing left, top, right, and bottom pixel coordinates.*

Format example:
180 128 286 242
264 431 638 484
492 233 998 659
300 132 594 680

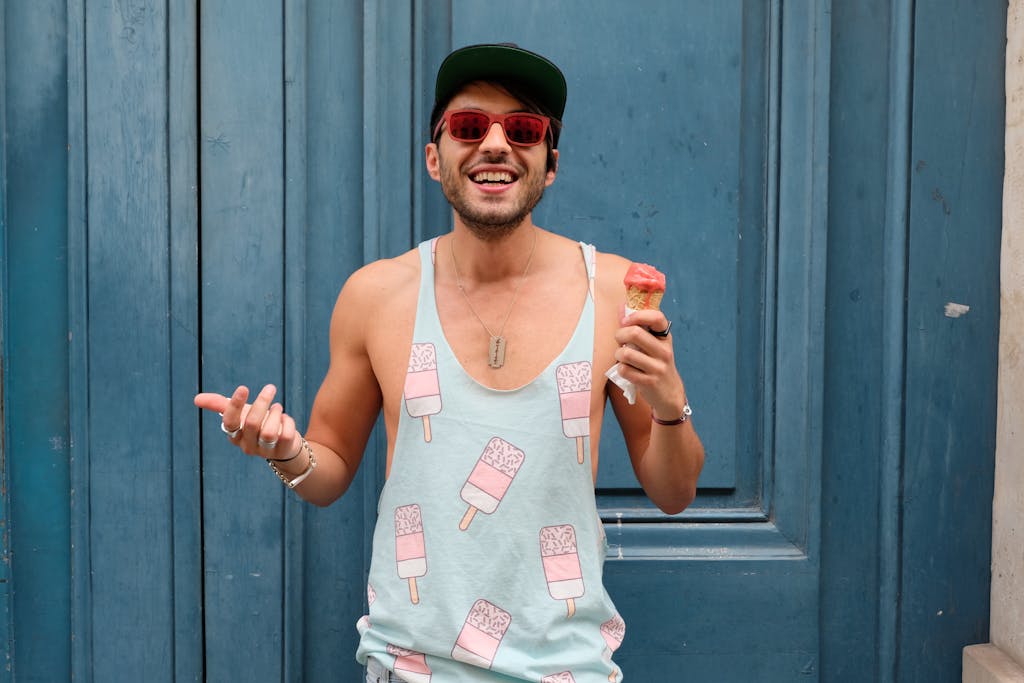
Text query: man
195 43 703 682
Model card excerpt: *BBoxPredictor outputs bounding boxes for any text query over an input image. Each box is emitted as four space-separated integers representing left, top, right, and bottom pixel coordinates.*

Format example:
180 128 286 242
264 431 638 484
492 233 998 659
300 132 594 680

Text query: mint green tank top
356 239 625 682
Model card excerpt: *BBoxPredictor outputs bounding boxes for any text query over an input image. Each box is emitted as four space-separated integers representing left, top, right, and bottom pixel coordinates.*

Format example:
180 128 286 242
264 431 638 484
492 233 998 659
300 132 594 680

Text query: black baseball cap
434 43 567 121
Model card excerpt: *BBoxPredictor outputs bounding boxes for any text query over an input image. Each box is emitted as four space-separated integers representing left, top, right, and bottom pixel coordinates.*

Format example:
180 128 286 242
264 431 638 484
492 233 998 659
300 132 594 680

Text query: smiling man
195 43 703 682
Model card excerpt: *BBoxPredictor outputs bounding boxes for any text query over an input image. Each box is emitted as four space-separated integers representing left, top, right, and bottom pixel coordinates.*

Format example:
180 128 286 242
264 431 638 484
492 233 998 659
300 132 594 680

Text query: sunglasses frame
434 109 551 147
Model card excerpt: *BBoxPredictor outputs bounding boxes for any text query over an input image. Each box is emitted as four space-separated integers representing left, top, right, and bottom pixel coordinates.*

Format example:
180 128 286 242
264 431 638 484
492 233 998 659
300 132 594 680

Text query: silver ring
257 437 278 449
649 320 672 338
220 421 243 439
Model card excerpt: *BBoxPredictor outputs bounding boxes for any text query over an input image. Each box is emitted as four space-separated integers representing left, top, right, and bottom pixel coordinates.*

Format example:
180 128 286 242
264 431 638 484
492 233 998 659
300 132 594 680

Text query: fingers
197 385 300 458
614 312 676 386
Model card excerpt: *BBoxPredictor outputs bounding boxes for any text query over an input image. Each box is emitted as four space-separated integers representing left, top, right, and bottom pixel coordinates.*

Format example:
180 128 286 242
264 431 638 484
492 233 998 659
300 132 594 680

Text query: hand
613 309 687 419
193 384 303 460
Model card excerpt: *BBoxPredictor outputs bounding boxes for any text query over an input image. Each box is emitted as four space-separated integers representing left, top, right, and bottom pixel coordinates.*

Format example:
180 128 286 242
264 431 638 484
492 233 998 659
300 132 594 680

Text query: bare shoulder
336 248 420 311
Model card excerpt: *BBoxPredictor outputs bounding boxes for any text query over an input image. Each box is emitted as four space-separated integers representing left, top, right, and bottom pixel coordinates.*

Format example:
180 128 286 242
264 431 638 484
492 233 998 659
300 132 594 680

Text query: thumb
194 392 231 414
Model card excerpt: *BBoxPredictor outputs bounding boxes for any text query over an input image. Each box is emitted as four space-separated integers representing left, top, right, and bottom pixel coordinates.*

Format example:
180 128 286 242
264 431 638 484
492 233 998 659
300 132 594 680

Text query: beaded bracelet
651 402 693 426
267 438 317 489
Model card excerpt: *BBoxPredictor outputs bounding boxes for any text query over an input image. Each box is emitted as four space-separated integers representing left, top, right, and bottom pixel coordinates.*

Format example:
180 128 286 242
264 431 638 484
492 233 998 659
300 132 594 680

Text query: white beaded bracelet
267 438 317 489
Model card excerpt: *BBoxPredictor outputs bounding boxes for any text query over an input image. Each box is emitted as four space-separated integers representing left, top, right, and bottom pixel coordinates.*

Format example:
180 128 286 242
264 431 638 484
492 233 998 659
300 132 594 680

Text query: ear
425 142 441 181
545 149 559 186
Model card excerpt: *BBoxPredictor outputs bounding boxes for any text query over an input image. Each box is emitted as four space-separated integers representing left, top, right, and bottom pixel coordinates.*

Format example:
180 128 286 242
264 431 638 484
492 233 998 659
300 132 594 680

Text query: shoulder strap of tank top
579 241 596 300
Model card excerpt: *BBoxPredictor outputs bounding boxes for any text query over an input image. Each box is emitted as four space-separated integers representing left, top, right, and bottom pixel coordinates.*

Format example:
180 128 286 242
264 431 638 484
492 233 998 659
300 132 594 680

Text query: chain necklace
449 230 538 369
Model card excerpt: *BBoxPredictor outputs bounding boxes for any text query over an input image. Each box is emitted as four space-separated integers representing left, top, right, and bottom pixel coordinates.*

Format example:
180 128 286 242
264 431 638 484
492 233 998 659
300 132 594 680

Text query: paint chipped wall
995 0 1024 667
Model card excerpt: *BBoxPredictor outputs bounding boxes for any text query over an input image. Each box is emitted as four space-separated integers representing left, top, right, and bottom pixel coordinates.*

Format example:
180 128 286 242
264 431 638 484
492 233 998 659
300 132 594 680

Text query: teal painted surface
2 2 72 681
900 2 1003 680
0 1 1006 681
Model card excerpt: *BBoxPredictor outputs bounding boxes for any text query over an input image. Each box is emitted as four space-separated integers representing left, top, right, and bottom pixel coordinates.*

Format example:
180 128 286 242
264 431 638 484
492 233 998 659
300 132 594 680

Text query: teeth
472 171 513 184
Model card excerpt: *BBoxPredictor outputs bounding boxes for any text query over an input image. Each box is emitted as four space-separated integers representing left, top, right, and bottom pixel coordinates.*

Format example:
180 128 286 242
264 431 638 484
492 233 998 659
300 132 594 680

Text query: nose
478 121 512 154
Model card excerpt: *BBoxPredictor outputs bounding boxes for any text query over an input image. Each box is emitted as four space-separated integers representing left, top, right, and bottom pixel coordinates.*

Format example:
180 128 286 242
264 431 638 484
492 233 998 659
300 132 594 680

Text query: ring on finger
220 421 243 439
649 320 672 338
257 437 278 449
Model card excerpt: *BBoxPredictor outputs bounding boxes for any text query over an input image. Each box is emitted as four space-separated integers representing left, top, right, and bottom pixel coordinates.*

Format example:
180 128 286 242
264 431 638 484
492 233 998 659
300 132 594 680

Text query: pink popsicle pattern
451 599 512 669
395 504 427 604
405 343 442 442
556 362 591 464
387 644 432 683
459 437 525 530
540 524 585 617
601 612 626 682
542 673 577 683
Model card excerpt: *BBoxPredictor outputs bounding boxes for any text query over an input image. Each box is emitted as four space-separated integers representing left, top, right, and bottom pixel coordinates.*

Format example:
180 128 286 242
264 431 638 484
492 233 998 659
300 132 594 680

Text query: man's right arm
285 265 386 505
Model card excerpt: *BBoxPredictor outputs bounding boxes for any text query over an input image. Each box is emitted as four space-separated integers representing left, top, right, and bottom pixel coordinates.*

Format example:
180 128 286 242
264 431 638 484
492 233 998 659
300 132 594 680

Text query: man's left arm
608 306 704 515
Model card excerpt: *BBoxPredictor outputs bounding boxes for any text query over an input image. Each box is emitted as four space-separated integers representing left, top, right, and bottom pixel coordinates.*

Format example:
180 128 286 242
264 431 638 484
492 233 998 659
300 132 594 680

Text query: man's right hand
194 384 303 462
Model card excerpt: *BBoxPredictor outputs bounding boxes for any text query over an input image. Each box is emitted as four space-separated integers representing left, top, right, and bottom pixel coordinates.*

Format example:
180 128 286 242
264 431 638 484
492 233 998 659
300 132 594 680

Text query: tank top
356 239 626 682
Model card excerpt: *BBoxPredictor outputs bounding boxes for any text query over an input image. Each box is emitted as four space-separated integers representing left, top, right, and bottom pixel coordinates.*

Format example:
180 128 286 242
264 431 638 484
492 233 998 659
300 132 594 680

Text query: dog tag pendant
488 335 507 369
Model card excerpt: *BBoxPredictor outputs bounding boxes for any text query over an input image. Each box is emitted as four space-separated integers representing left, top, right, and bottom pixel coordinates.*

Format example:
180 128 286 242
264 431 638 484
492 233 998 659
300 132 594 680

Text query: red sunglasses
434 109 551 147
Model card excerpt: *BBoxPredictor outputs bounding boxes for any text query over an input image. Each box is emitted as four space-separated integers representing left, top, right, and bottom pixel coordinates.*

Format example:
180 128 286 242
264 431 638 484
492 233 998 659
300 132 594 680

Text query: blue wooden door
0 1 1003 681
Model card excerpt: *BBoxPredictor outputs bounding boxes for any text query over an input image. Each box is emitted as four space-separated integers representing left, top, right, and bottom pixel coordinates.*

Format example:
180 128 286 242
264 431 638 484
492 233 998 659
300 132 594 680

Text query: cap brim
434 44 567 121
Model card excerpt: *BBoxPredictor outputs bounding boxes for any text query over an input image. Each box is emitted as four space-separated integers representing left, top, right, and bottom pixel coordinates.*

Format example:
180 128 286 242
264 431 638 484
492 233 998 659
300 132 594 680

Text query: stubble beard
438 153 547 242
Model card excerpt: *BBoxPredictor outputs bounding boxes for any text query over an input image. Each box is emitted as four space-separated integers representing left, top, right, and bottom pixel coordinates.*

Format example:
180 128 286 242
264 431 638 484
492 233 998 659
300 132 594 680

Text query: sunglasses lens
504 115 546 145
444 111 548 146
448 111 491 142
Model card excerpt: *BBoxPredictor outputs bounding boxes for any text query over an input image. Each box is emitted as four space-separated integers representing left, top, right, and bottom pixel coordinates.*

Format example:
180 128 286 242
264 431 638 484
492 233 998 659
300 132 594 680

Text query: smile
470 170 516 185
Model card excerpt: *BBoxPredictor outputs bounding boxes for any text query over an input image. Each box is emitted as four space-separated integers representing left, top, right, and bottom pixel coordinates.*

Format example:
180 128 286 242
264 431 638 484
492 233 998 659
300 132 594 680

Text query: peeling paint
944 302 970 318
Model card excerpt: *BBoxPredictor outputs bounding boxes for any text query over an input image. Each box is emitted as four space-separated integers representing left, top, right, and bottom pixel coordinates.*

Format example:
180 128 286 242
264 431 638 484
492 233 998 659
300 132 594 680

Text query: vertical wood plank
900 1 1005 680
301 1 371 680
282 0 307 680
2 2 72 680
199 1 286 680
66 0 93 678
168 0 203 680
83 1 176 679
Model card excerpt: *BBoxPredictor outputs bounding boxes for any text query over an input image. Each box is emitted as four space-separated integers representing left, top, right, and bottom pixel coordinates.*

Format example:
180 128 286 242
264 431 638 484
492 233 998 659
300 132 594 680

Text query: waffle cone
626 285 663 311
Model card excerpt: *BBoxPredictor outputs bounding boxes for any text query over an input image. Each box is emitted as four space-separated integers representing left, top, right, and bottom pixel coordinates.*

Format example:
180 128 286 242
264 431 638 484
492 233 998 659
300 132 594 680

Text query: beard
437 152 547 242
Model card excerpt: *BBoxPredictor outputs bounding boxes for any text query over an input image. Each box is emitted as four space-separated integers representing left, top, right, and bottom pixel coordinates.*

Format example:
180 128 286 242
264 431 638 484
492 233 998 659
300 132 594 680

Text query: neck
449 220 540 282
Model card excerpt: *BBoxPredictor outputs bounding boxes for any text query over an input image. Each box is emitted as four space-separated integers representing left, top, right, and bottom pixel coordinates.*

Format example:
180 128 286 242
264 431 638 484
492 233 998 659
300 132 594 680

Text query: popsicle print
405 343 442 442
542 673 577 683
600 612 626 682
451 599 512 670
540 524 585 617
459 437 525 531
556 361 591 464
387 644 432 683
395 504 427 604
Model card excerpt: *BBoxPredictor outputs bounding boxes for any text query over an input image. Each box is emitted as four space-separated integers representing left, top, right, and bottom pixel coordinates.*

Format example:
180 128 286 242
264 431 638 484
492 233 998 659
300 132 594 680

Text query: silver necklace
450 230 538 369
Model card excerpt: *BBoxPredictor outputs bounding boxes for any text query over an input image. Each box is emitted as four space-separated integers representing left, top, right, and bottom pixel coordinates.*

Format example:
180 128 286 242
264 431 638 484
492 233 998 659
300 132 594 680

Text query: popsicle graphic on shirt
387 644 432 683
556 361 591 464
395 504 427 604
542 673 577 683
459 437 525 531
600 612 626 682
540 524 585 617
451 599 512 669
404 343 442 442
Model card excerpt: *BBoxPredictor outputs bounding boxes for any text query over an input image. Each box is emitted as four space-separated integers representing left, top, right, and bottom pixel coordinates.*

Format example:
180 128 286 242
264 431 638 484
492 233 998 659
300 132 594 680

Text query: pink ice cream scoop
404 343 442 442
387 644 432 683
451 599 512 670
459 437 525 531
556 362 591 464
540 524 585 617
395 504 426 604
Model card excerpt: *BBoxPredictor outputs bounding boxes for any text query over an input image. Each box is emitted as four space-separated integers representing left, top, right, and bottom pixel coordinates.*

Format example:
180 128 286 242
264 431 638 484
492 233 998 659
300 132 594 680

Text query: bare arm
194 264 387 506
604 282 704 514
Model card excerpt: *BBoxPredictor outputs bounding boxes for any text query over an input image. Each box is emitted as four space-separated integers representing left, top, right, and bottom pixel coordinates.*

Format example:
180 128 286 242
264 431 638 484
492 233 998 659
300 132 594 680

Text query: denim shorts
365 657 405 683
